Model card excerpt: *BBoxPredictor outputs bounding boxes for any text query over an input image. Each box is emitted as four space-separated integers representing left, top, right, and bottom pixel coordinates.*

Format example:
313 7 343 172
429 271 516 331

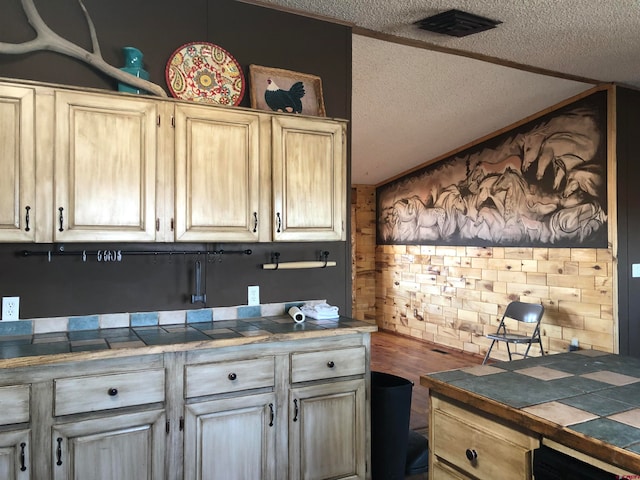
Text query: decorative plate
165 42 245 106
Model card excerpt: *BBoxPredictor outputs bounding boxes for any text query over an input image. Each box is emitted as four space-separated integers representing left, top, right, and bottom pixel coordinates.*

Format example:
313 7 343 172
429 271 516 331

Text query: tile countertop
0 316 377 369
420 349 640 474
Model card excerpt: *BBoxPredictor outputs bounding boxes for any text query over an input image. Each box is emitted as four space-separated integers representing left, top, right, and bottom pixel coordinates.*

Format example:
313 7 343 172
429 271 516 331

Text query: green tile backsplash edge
7 299 326 336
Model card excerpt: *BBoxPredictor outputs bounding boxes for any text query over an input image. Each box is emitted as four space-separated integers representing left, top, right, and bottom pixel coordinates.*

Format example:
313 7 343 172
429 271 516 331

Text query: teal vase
118 47 149 94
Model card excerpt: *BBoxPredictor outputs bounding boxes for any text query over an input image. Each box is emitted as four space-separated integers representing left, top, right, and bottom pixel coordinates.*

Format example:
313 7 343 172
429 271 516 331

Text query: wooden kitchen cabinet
180 336 369 480
52 409 166 480
183 356 277 479
0 326 371 479
183 393 277 479
0 78 347 243
0 430 30 480
52 90 160 242
429 394 539 480
289 379 366 480
0 84 36 242
288 346 367 480
272 115 346 242
173 104 263 242
0 384 31 479
51 367 166 480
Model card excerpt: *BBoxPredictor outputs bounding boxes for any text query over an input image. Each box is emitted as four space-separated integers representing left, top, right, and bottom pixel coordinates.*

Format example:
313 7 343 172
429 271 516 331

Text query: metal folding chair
482 301 545 365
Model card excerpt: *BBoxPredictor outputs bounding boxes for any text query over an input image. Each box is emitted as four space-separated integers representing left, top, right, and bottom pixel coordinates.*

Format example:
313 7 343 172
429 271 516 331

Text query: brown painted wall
0 0 353 319
616 86 640 356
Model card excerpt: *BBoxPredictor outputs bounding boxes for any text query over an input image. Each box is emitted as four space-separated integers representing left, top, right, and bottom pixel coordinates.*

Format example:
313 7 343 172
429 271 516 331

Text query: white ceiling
250 0 640 185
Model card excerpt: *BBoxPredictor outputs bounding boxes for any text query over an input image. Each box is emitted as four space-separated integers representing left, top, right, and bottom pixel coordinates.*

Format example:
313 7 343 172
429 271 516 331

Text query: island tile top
425 349 640 456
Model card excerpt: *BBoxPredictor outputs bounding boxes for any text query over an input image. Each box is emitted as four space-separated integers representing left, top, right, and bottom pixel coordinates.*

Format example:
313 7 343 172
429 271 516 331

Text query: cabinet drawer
291 347 365 383
185 357 275 398
432 397 537 480
54 369 165 416
431 460 469 479
0 385 30 425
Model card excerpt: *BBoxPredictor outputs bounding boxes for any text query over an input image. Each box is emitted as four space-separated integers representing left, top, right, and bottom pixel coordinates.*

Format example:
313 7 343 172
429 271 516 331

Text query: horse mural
521 107 601 190
376 91 607 247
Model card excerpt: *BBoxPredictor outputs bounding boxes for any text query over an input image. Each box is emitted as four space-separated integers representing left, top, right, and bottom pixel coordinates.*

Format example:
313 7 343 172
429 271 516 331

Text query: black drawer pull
465 448 477 461
25 206 31 232
20 442 26 471
228 373 237 381
56 437 63 466
269 403 274 427
327 361 335 368
107 388 118 396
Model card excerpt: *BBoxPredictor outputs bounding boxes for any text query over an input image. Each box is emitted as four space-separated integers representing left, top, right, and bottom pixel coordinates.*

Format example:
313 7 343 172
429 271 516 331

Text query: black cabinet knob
107 388 118 396
465 449 477 461
228 373 237 381
327 361 335 368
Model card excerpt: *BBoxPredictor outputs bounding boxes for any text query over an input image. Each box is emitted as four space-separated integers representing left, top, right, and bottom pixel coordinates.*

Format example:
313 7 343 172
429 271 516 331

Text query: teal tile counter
0 316 376 369
421 350 640 474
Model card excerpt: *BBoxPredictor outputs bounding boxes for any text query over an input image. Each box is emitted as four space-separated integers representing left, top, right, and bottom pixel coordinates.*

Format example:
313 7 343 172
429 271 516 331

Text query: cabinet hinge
171 115 175 128
171 218 174 231
157 115 161 126
179 416 184 431
156 218 160 232
166 420 170 434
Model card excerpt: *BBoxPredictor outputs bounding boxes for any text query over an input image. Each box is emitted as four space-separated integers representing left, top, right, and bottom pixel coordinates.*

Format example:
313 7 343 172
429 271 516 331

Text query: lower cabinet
289 379 366 480
0 430 30 480
429 394 539 480
183 393 277 480
52 410 166 480
182 340 369 480
0 333 372 480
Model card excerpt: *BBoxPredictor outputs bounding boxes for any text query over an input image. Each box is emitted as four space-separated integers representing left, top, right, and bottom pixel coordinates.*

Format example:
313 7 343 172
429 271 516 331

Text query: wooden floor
370 330 483 432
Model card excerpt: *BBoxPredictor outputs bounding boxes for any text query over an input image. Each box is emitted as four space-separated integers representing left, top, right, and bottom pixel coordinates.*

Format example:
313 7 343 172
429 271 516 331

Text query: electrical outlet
2 297 20 321
247 286 260 306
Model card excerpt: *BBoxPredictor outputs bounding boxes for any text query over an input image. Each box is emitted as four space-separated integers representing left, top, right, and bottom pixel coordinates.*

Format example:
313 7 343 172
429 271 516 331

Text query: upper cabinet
272 116 346 242
53 90 159 242
173 104 263 242
0 84 36 242
0 79 347 243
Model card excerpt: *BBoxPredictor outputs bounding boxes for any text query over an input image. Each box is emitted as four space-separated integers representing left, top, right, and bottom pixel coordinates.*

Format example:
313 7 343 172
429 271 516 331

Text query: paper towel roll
288 306 306 323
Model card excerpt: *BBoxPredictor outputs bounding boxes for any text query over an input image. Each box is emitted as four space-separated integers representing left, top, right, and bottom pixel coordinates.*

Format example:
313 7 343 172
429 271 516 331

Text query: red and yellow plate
165 41 245 106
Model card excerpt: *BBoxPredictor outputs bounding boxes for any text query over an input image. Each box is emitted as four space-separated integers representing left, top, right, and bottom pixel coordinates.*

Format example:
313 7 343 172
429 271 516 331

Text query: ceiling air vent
415 9 502 37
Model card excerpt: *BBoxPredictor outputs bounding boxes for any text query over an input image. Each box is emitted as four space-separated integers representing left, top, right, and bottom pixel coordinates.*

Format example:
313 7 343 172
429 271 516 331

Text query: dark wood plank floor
370 330 483 432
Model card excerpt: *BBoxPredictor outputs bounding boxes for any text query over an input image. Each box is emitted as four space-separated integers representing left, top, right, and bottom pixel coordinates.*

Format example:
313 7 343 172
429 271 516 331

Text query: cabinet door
289 379 366 480
0 85 35 242
53 91 158 242
272 116 346 241
183 392 277 480
174 105 262 242
52 409 165 480
0 430 30 480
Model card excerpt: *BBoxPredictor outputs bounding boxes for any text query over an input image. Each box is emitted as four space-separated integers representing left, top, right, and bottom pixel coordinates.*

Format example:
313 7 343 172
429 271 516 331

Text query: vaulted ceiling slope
250 0 640 185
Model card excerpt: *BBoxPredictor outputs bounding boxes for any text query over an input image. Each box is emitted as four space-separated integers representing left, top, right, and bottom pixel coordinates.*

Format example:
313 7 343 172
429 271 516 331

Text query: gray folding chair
482 301 544 365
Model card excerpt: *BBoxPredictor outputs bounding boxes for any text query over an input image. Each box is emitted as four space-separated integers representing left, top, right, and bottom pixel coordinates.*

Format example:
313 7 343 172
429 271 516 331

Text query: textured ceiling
250 0 640 184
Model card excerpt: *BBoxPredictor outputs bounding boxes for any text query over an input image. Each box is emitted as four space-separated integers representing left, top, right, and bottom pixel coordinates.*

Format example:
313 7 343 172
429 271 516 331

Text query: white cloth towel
301 301 339 319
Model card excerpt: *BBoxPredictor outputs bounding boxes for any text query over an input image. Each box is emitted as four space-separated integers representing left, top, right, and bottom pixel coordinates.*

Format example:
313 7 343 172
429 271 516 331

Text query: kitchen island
0 315 376 479
421 349 640 478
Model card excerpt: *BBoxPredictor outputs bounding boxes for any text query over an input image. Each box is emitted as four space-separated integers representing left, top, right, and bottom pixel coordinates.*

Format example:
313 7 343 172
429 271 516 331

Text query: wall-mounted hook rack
262 250 336 270
20 247 252 262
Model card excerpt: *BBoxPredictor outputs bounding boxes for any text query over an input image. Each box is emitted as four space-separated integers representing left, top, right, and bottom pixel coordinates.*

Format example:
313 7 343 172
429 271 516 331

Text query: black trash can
371 371 413 480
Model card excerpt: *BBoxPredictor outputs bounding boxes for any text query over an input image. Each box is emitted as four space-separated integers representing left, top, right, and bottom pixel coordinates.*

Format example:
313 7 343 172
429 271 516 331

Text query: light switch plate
248 286 260 306
633 264 640 278
2 297 19 321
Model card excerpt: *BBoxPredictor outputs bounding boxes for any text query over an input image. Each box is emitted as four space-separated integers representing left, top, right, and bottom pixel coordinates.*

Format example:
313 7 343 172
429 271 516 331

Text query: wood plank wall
352 185 616 360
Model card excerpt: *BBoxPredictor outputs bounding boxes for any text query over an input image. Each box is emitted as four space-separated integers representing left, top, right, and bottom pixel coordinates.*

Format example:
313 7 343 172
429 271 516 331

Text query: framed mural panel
376 90 608 248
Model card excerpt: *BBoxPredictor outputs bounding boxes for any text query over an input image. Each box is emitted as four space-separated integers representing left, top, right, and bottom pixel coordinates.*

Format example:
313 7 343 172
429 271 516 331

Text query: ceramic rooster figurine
264 79 305 113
